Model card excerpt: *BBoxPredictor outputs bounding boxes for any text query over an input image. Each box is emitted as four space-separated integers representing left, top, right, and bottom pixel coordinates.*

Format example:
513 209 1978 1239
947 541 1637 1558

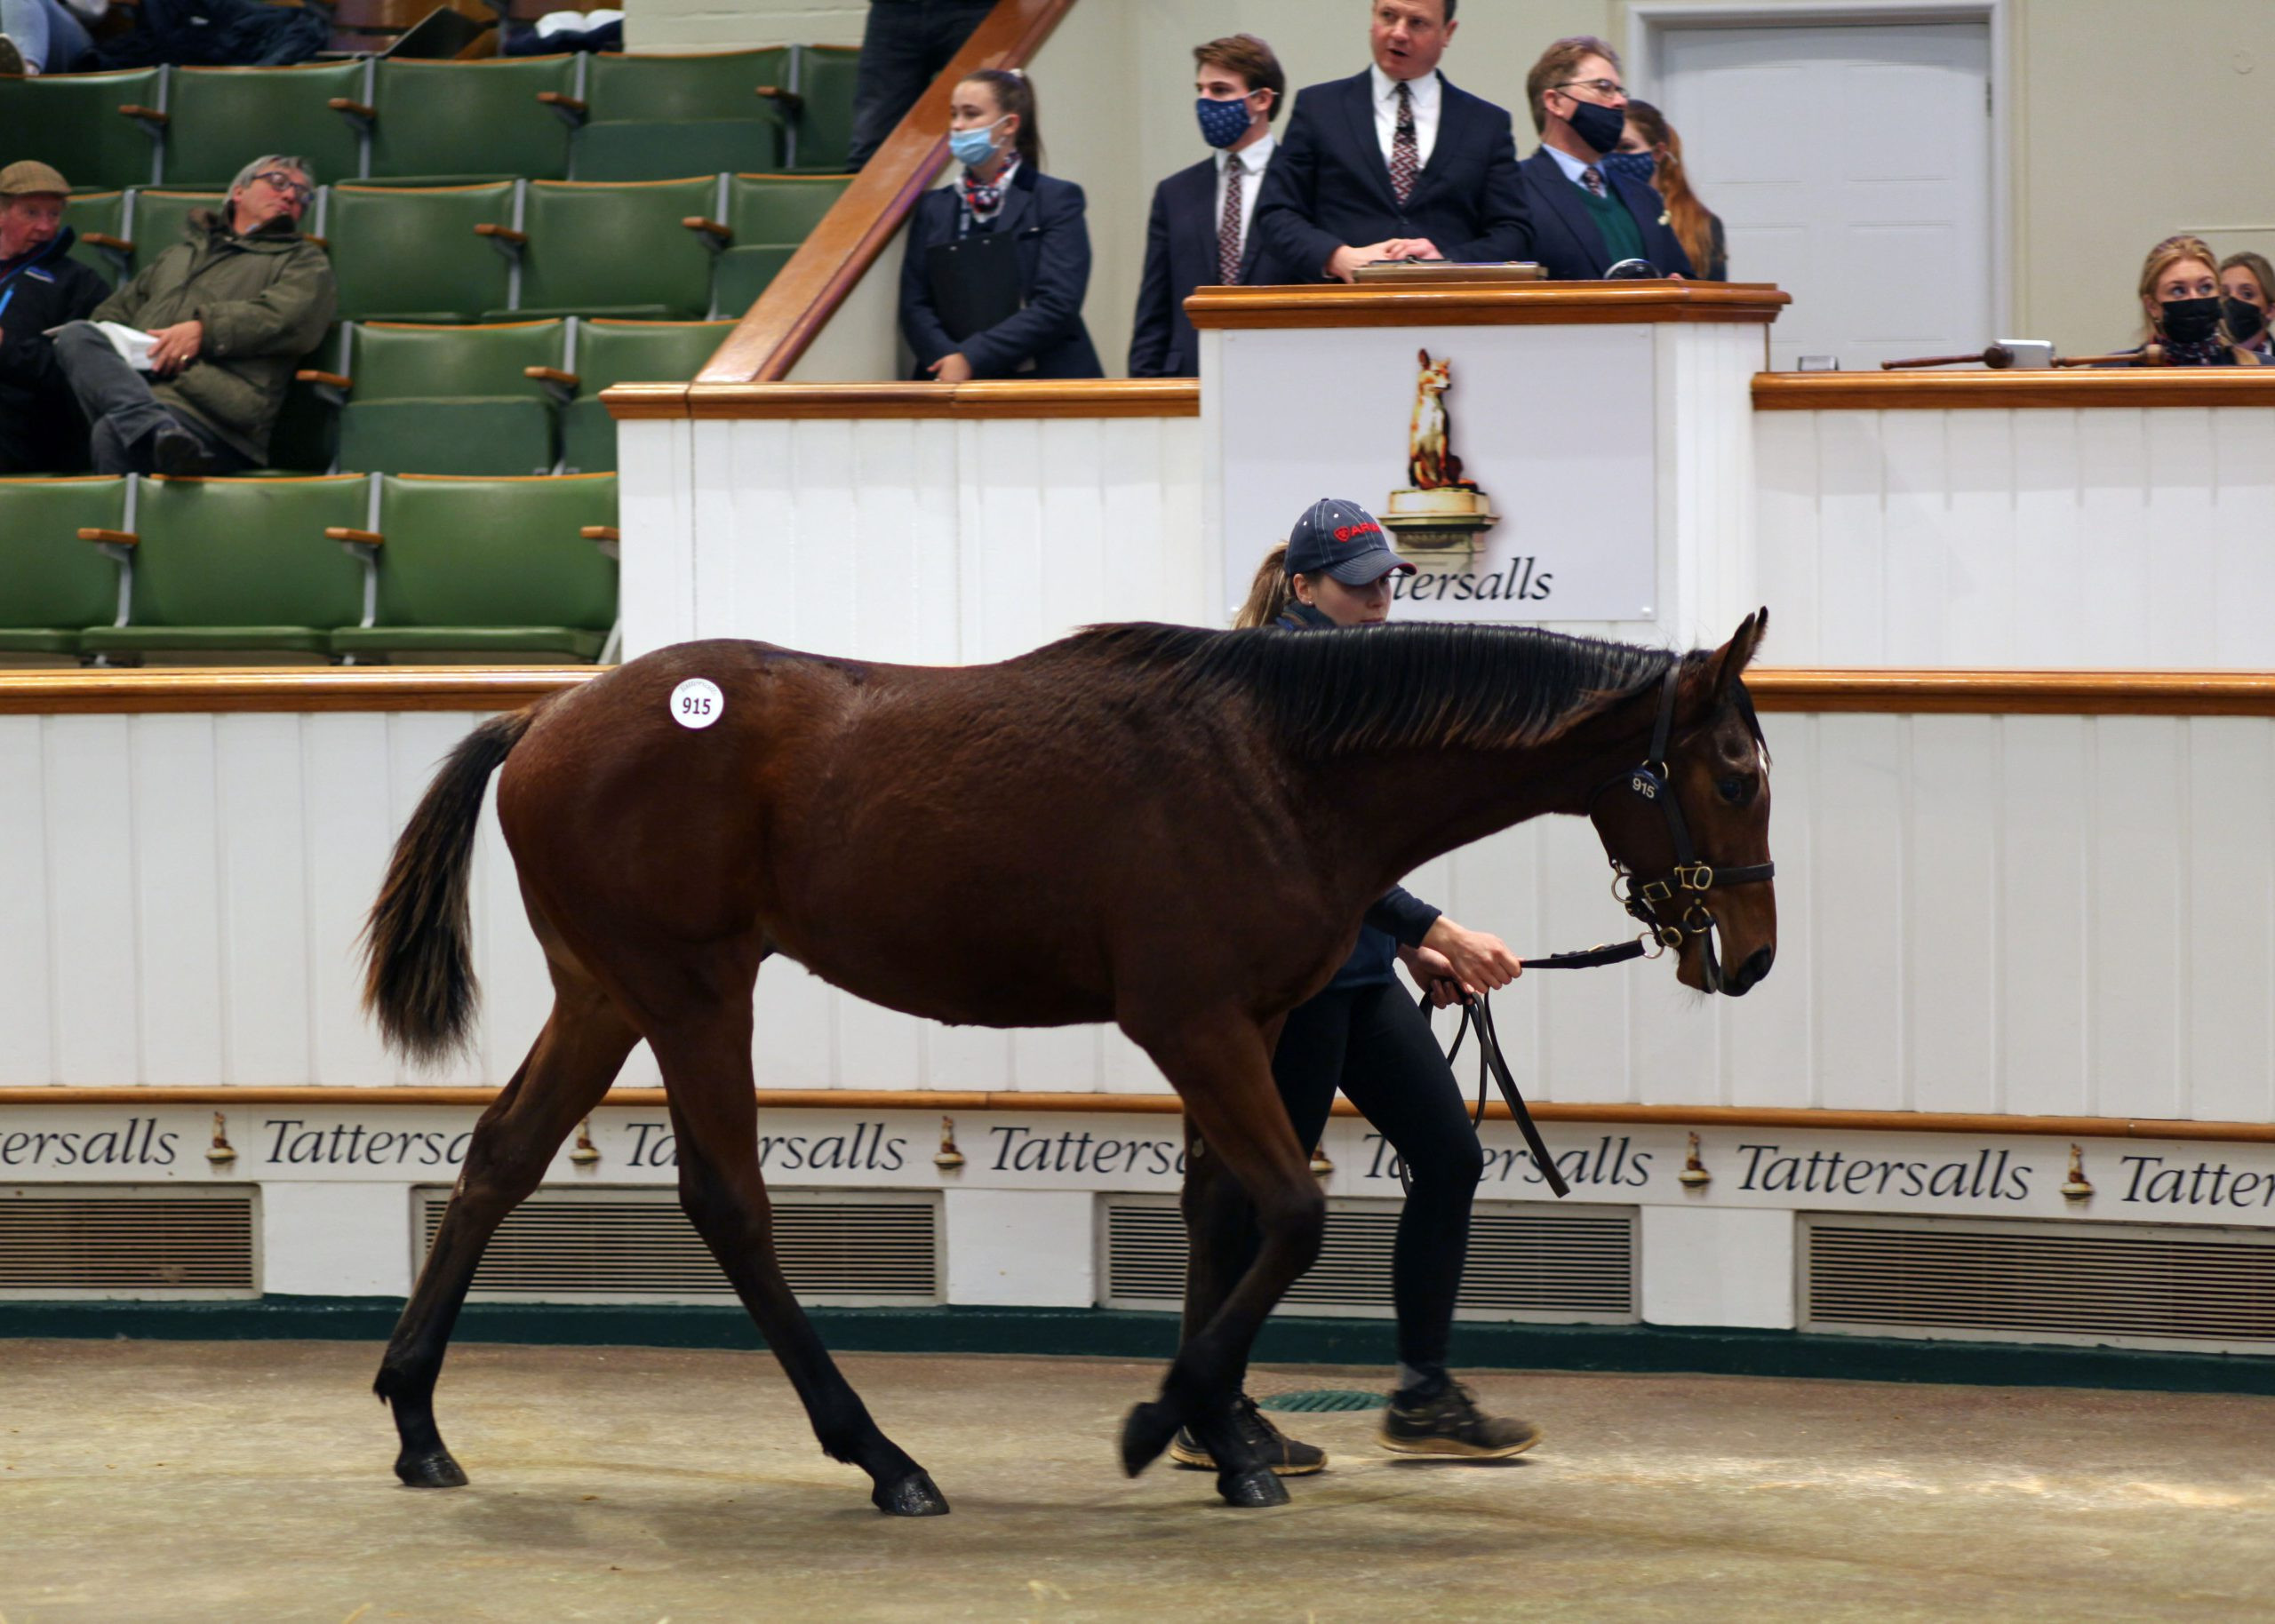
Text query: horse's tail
361 708 539 1066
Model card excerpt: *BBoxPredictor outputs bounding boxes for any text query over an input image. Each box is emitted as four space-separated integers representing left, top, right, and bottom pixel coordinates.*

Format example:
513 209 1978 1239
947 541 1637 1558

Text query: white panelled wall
9 705 2275 1127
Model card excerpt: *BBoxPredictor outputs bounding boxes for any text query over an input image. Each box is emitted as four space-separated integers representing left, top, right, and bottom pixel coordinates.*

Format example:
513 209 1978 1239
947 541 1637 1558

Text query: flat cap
0 159 70 196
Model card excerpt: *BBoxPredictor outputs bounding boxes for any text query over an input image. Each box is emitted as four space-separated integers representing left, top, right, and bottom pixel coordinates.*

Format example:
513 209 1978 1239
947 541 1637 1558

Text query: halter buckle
1655 924 1685 950
1638 878 1674 904
1674 863 1714 892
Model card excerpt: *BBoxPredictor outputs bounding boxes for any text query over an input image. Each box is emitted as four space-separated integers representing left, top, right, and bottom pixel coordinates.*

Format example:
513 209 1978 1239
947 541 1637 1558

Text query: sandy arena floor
4 1339 2273 1623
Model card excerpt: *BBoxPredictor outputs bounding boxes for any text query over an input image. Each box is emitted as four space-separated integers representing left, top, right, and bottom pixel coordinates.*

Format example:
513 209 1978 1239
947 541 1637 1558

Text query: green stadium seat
61 191 131 287
714 171 846 312
267 324 348 474
327 473 618 661
0 477 130 658
571 120 782 183
127 190 226 267
492 178 724 321
558 319 733 473
584 49 789 123
326 183 518 322
78 474 373 659
363 55 579 185
0 70 166 192
332 320 567 476
162 62 369 189
785 44 859 173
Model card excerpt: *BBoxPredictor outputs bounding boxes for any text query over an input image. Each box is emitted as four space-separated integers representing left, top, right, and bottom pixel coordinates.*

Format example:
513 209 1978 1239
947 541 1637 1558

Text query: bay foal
363 613 1776 1514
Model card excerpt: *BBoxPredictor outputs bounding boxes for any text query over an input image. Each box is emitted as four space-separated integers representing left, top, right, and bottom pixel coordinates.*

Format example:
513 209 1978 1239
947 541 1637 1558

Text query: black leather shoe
152 426 212 478
1377 1380 1540 1459
1167 1393 1328 1477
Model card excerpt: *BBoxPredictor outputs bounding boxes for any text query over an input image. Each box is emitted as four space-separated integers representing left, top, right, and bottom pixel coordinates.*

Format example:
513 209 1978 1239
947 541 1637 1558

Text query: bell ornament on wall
569 1117 601 1167
2061 1144 2094 1204
934 1116 966 1172
1678 1131 1711 1190
205 1111 236 1166
1309 1143 1334 1178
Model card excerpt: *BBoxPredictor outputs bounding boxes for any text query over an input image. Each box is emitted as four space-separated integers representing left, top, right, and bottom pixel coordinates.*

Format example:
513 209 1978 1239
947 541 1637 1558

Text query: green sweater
1574 183 1646 268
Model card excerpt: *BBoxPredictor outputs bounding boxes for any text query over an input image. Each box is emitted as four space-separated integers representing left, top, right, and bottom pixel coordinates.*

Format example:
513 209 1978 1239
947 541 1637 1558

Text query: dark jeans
1186 979 1485 1388
844 0 995 169
51 322 251 476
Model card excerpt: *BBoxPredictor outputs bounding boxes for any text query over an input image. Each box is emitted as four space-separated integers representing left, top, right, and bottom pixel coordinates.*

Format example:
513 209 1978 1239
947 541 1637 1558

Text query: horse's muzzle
1720 945 1775 997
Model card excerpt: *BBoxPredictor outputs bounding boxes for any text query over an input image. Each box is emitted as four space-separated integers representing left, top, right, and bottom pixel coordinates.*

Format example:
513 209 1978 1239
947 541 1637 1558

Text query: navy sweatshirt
1274 601 1443 989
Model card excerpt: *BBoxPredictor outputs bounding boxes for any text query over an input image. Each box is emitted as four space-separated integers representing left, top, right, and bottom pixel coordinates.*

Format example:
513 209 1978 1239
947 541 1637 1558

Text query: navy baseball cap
1283 498 1416 585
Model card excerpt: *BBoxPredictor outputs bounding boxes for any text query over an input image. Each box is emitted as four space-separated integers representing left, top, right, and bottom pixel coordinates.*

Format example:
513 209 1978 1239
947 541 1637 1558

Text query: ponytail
1235 544 1293 629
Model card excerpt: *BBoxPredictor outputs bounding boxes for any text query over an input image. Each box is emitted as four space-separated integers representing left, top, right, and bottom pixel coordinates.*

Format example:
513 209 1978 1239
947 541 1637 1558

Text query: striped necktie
1582 165 1607 198
1389 81 1418 206
1218 155 1245 285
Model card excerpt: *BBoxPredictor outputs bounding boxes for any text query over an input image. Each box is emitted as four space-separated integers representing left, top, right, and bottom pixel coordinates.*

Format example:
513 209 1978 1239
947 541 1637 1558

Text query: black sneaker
1167 1393 1328 1477
1377 1380 1540 1459
0 36 26 77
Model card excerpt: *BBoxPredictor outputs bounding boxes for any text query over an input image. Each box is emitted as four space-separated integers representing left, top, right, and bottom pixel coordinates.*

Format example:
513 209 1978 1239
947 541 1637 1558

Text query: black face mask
2160 296 2225 344
1566 98 1628 157
2224 297 2267 345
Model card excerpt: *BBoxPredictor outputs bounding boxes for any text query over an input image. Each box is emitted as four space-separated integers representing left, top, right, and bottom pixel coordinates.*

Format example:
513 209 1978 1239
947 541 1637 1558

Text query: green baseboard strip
5 1299 2274 1397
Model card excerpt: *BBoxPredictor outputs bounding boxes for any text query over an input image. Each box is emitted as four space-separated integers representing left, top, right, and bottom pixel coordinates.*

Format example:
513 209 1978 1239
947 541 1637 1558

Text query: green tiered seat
572 120 781 182
559 319 734 473
333 320 568 477
127 190 226 267
77 474 372 659
714 171 848 313
0 69 165 191
162 62 369 189
495 178 724 320
362 55 579 186
786 44 860 173
326 183 519 322
584 49 789 122
327 473 618 662
61 190 131 288
0 477 130 658
267 324 348 474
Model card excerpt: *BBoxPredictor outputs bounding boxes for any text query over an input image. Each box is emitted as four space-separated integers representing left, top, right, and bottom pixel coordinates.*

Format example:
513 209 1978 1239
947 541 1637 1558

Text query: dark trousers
51 322 250 476
1184 979 1485 1388
844 0 995 170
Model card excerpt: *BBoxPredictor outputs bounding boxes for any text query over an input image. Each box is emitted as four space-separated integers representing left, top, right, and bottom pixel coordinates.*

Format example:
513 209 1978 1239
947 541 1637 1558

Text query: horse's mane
1057 621 1698 758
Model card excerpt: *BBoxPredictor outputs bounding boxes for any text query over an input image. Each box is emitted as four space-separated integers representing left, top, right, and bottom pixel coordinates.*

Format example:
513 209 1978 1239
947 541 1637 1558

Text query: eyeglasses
252 171 313 203
1553 78 1627 99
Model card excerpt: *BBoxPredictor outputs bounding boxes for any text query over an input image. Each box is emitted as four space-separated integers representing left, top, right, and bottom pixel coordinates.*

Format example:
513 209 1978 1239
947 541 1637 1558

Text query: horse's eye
1717 775 1751 804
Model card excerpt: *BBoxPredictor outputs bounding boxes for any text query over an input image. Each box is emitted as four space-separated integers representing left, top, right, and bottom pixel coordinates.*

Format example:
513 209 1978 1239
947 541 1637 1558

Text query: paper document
44 320 158 371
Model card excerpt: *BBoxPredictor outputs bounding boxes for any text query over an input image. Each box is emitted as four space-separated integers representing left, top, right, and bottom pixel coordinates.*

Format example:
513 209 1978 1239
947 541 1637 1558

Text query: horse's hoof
1121 1400 1179 1477
1217 1465 1290 1509
873 1469 951 1517
394 1447 468 1488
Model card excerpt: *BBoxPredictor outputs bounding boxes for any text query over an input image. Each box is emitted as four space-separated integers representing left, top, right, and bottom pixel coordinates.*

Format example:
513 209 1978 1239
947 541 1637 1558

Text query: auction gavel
1880 345 2025 370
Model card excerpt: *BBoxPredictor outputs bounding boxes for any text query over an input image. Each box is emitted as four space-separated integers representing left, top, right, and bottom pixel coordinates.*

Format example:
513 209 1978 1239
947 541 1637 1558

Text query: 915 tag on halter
669 677 725 729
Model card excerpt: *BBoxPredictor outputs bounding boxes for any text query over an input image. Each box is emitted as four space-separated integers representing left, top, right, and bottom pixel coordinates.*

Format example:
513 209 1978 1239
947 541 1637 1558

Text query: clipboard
926 230 1025 342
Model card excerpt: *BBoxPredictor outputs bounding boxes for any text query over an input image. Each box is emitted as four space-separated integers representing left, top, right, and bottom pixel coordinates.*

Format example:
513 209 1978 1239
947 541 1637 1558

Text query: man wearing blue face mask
1130 34 1289 378
1513 37 1693 281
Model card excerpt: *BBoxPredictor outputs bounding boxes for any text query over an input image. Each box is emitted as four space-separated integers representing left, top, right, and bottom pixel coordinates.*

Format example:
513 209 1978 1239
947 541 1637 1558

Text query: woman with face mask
1167 500 1545 1483
2219 251 2274 362
2125 236 2263 366
1611 100 1725 281
897 68 1103 382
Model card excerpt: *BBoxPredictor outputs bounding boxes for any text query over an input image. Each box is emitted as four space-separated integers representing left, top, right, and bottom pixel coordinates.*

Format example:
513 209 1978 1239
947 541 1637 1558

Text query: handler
1173 497 1542 1477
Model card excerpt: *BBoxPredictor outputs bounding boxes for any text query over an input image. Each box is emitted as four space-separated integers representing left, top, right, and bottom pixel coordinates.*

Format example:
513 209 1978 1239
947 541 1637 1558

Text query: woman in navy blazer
898 68 1103 381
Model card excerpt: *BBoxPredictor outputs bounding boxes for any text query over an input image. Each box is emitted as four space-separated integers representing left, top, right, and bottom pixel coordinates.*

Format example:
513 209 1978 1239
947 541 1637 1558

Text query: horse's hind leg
374 973 636 1487
649 1009 947 1517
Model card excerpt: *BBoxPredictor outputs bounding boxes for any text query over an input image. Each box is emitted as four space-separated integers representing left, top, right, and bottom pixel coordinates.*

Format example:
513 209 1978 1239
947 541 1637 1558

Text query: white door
1656 20 1992 370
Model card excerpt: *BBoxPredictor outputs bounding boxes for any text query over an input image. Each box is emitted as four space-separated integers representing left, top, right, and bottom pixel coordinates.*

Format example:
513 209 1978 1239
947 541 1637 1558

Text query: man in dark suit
1513 36 1693 280
1130 34 1288 378
1251 0 1531 283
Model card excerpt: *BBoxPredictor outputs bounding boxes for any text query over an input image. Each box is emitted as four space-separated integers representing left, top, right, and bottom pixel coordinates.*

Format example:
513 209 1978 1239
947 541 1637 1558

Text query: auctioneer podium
1188 282 1789 647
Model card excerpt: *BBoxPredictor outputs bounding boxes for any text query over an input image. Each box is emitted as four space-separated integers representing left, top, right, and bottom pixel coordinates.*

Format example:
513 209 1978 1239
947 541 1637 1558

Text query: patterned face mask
1195 95 1253 149
1602 150 1657 188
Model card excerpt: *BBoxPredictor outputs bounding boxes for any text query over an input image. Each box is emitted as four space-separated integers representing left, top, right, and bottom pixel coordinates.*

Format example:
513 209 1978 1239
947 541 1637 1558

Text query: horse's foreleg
651 1011 948 1518
1126 1011 1322 1508
373 976 635 1487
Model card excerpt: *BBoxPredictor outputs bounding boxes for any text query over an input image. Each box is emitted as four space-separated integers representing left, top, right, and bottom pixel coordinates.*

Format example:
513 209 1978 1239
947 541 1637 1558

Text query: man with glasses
1515 37 1693 281
1252 0 1531 285
51 154 334 476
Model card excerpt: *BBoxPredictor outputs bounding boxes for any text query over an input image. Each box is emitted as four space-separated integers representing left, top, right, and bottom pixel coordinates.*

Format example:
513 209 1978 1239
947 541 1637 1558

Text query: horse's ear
1713 608 1768 695
1417 346 1430 366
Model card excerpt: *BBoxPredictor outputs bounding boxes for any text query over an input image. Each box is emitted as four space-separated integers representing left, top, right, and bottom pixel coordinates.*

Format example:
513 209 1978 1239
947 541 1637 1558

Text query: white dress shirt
1369 63 1441 173
1544 141 1602 191
1212 131 1275 267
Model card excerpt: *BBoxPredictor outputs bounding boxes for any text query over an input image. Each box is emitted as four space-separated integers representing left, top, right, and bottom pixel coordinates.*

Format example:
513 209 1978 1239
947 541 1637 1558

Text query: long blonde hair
1624 100 1715 280
1235 544 1293 629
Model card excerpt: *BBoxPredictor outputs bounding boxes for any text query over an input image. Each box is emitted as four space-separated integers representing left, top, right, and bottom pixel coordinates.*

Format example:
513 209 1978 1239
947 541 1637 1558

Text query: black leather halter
1587 660 1776 992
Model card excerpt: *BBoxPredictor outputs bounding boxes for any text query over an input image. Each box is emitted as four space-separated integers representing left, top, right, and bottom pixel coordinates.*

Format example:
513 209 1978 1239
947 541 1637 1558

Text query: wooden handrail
1754 368 2275 410
1185 282 1792 330
1 1084 2271 1143
697 0 1078 384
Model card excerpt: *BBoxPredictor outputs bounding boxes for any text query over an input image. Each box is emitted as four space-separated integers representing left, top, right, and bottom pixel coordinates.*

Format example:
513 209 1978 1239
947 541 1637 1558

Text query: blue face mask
949 117 1004 170
1602 149 1656 187
1195 95 1253 150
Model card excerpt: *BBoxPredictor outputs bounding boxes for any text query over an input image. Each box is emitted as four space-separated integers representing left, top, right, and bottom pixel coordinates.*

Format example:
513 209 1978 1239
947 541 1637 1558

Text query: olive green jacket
92 209 336 465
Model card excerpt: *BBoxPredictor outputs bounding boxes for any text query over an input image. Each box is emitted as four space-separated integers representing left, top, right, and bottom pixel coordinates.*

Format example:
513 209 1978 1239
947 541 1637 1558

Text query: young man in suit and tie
1251 0 1532 284
1513 37 1694 280
1129 34 1287 378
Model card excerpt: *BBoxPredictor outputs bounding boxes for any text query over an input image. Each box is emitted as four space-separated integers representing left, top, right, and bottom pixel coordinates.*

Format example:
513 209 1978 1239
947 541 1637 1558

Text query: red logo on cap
1333 521 1381 544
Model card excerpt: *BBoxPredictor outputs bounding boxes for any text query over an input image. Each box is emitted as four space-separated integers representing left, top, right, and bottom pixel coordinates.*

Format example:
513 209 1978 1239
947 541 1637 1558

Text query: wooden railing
695 0 1077 386
1754 369 2275 410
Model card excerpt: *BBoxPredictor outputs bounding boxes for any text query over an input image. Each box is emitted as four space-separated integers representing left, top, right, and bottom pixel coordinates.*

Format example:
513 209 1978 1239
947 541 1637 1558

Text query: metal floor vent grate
0 1186 257 1297
419 1189 943 1306
1805 1214 2275 1354
1101 1197 1637 1322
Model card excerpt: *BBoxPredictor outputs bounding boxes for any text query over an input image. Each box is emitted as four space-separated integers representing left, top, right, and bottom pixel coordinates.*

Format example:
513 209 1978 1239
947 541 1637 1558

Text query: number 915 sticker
669 677 724 729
